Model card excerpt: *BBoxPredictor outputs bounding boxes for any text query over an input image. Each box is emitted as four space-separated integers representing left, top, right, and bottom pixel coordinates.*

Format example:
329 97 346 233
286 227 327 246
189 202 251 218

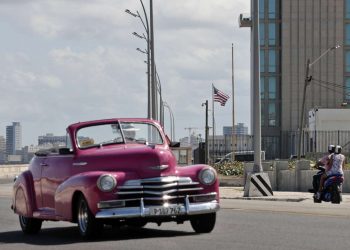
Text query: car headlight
97 174 117 192
198 168 217 185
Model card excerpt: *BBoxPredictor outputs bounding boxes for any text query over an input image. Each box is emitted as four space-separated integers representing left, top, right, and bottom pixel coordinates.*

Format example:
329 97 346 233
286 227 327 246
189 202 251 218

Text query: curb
221 196 308 202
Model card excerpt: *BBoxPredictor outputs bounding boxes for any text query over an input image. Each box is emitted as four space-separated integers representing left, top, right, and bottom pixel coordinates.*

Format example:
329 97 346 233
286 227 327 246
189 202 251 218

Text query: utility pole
202 100 209 164
239 0 273 197
150 0 157 121
231 43 235 162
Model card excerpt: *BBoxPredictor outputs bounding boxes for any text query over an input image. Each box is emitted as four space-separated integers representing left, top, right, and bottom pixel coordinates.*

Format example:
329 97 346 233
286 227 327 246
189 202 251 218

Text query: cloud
0 0 251 145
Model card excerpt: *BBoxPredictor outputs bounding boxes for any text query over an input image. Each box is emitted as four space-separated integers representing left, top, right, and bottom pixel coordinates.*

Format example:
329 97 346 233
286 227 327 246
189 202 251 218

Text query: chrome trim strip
118 182 201 190
123 176 194 186
72 162 87 166
117 187 203 196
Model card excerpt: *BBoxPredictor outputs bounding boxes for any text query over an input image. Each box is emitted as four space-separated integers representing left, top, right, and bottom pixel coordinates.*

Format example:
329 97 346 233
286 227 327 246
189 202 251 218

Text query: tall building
259 0 348 159
6 122 22 156
223 123 249 136
0 136 5 163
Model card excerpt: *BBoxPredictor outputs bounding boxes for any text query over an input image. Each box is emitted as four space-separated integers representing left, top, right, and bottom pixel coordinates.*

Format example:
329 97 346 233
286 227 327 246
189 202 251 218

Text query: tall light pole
126 0 157 121
125 3 151 119
297 45 340 160
163 102 175 141
150 0 157 121
231 43 235 162
202 100 209 164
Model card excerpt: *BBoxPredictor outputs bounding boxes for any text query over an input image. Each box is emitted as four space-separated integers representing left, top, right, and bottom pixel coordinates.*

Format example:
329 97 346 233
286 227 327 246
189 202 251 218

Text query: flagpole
230 44 235 162
212 84 215 164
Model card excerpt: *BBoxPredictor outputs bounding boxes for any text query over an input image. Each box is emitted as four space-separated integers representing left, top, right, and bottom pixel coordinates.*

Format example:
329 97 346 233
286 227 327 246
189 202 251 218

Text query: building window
260 23 265 45
346 0 350 19
346 51 350 72
259 0 265 19
261 102 265 126
268 23 276 45
346 78 350 101
260 77 265 99
268 103 276 126
268 77 276 99
260 49 265 72
346 24 350 45
268 50 276 72
268 0 276 19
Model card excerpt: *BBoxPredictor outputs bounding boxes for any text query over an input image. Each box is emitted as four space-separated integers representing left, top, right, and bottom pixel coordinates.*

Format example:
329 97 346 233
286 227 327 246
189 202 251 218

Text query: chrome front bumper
95 193 220 219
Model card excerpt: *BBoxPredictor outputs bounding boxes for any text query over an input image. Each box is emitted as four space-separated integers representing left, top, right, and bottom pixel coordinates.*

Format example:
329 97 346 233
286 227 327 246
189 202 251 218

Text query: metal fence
281 130 350 160
208 130 350 161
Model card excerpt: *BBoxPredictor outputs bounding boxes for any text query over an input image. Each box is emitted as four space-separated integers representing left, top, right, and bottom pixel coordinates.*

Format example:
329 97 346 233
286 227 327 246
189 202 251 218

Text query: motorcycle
312 165 344 204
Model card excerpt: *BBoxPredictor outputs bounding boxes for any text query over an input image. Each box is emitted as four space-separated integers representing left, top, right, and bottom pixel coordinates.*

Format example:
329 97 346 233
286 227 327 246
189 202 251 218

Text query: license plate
149 205 182 216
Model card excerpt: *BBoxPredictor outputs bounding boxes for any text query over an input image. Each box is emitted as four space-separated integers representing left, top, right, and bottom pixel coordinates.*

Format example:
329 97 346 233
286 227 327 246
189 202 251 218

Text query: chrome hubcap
78 200 88 233
19 215 28 226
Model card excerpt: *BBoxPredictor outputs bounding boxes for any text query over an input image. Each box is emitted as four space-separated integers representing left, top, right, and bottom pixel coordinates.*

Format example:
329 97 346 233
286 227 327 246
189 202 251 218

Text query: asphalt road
0 195 349 250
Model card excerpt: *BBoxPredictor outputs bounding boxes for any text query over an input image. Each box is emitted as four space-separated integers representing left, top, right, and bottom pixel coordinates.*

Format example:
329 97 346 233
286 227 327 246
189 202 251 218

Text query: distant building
0 136 5 163
308 108 350 153
6 122 22 156
223 123 248 136
38 133 66 147
208 134 253 159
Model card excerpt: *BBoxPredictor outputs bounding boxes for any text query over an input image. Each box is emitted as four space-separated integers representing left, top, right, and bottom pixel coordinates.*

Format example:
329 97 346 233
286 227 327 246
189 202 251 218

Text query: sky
0 0 251 146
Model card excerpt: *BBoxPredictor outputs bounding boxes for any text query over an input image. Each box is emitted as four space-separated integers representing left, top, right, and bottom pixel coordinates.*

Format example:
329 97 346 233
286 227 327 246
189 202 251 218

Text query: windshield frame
75 121 164 149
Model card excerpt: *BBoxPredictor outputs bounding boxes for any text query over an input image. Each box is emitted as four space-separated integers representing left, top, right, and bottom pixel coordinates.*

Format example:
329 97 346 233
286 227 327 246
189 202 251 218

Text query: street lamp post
202 100 209 164
297 45 340 160
163 102 175 141
125 0 156 120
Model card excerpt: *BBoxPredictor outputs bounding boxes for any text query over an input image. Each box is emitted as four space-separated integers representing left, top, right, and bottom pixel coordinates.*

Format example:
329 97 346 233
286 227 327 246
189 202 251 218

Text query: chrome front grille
116 176 203 206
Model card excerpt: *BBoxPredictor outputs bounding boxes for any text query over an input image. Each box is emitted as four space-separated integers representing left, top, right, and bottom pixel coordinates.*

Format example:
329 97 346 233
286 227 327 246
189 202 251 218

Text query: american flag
213 86 229 106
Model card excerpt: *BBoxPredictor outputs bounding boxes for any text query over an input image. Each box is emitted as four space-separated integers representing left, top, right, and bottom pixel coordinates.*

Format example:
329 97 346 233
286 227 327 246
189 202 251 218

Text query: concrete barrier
244 161 350 193
0 164 28 179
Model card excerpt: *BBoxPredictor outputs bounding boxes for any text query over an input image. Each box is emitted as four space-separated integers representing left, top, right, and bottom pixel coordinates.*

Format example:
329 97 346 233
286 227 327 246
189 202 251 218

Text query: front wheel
77 196 102 239
19 215 42 234
190 213 216 233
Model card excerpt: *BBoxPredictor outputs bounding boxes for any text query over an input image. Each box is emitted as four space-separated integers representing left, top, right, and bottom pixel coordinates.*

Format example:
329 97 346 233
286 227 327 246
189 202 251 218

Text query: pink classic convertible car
12 118 220 238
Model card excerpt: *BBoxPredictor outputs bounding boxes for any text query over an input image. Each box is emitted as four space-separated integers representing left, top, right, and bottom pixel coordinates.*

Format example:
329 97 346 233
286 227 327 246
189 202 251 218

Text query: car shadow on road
0 226 196 245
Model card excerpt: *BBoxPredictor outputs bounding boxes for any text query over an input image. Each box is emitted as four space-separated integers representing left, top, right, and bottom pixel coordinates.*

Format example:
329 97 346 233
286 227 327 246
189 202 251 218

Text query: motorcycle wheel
331 184 341 204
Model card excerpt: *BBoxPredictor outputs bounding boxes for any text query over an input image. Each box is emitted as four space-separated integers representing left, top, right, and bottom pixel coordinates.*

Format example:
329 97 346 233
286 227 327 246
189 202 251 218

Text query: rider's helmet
328 144 335 154
335 145 342 154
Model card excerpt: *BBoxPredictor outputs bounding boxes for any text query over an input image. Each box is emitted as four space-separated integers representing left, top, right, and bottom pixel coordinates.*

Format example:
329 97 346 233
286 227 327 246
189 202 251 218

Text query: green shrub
212 161 244 176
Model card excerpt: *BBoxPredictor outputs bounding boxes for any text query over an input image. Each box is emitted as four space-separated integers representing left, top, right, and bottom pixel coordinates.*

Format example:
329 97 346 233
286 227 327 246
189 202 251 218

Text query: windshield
76 122 163 149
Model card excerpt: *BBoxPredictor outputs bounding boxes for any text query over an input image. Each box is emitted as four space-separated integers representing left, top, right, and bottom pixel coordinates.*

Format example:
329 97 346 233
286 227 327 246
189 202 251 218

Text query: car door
30 155 47 209
40 152 74 209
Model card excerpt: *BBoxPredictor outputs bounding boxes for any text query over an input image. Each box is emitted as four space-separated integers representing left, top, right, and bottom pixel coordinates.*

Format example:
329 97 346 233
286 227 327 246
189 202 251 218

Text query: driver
122 124 137 142
315 145 345 200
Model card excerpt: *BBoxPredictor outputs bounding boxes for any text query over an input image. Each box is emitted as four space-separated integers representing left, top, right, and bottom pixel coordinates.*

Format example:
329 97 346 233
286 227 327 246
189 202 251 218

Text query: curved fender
55 171 129 221
12 170 36 217
176 164 220 198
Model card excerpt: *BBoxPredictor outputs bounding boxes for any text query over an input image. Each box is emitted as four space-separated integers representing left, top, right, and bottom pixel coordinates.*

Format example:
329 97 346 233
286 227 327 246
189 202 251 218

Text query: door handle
40 163 48 167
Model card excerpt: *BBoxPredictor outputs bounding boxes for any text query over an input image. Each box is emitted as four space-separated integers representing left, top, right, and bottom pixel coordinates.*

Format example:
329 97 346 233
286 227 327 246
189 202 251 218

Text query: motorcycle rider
311 144 335 193
315 145 345 200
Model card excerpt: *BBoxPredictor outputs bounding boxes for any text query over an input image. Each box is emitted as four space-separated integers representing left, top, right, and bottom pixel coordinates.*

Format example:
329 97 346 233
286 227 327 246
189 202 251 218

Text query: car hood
74 144 177 179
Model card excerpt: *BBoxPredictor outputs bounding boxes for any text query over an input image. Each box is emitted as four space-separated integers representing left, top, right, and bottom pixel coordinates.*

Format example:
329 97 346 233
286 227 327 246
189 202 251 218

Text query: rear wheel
331 184 341 204
77 196 102 239
19 215 42 234
190 213 216 233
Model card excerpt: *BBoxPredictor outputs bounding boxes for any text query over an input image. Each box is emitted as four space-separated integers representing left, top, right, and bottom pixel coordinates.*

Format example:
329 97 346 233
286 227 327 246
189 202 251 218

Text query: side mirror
169 141 180 148
59 148 73 155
